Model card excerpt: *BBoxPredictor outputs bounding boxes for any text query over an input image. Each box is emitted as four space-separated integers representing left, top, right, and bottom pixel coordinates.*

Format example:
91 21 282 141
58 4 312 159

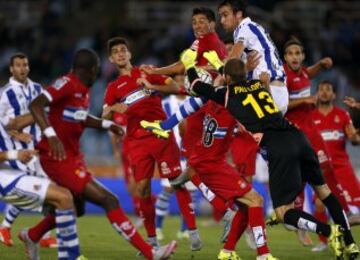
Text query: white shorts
269 84 289 115
0 169 50 212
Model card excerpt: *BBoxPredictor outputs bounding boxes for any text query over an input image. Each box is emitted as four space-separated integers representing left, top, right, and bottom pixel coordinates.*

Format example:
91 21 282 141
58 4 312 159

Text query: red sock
132 196 141 217
322 164 350 212
175 187 196 230
190 174 227 216
314 209 328 243
28 214 56 242
248 206 269 256
139 197 156 237
224 208 248 251
107 207 153 259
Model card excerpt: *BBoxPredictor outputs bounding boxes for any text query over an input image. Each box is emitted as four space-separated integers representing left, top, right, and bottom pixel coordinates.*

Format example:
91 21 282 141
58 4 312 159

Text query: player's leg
312 197 328 252
140 97 206 138
0 204 22 246
155 180 174 240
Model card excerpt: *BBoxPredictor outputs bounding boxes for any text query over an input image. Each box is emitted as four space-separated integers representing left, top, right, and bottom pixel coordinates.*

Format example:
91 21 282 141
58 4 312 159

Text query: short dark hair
107 37 129 54
218 0 247 17
284 36 304 54
223 37 234 45
72 49 99 70
224 58 247 84
10 52 28 66
317 80 336 93
192 7 216 22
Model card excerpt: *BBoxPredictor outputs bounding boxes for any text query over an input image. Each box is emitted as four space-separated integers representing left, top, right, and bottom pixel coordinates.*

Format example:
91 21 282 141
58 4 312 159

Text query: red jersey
312 106 353 168
190 32 227 66
104 67 169 138
189 101 236 165
37 73 89 158
184 32 227 157
284 64 314 128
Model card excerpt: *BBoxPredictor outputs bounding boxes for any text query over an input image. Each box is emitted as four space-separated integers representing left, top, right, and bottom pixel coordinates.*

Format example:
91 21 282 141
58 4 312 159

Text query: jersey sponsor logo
53 77 69 90
160 161 171 175
320 130 345 141
233 81 262 94
63 107 88 122
289 86 310 99
122 88 152 105
317 150 329 163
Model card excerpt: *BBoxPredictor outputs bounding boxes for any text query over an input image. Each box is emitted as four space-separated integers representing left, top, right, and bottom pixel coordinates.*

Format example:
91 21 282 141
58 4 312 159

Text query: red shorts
127 134 182 182
40 155 93 194
190 159 252 201
334 165 360 207
230 132 258 177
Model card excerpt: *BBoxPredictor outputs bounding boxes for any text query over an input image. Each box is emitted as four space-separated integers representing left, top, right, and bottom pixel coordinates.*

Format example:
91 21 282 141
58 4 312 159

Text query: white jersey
0 77 43 173
233 17 285 82
0 123 50 211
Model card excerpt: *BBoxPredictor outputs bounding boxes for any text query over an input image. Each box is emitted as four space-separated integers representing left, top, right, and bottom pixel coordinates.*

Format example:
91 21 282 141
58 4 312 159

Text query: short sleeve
233 25 252 47
44 77 73 103
146 74 169 85
103 84 117 106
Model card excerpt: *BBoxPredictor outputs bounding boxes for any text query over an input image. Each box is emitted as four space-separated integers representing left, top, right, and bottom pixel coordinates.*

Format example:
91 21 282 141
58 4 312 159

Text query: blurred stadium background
0 0 359 214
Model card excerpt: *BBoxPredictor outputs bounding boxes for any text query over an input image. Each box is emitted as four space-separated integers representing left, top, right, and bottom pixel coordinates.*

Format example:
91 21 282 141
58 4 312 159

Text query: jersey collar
9 77 32 89
239 17 251 27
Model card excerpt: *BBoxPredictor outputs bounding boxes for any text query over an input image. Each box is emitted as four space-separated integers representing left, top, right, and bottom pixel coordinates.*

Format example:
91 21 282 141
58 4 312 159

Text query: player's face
192 14 212 38
218 5 238 32
317 83 335 104
10 57 30 84
284 44 304 71
109 44 131 68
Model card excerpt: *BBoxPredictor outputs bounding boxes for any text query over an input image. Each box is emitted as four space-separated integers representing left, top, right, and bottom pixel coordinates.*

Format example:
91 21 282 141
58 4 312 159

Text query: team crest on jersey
160 162 171 175
334 115 340 123
53 77 69 90
190 40 199 51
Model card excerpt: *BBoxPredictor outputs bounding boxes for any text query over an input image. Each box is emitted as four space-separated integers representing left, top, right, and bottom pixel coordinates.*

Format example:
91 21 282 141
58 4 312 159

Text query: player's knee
56 187 74 209
274 207 286 223
247 190 263 207
102 193 119 211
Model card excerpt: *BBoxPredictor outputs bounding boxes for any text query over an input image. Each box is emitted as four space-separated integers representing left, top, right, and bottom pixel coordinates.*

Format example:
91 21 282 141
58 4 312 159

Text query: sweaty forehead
192 14 208 21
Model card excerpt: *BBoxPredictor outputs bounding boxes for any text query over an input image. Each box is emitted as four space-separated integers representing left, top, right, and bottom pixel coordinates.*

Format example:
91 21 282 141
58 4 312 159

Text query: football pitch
1 215 359 260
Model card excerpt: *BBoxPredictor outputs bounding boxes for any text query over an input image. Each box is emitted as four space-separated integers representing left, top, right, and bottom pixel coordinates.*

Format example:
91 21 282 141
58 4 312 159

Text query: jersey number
242 91 279 118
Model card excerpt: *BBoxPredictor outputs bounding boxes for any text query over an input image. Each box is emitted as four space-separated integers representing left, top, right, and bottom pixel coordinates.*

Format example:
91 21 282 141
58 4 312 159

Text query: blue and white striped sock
55 209 80 260
160 97 206 130
155 190 172 228
56 228 68 260
1 204 22 228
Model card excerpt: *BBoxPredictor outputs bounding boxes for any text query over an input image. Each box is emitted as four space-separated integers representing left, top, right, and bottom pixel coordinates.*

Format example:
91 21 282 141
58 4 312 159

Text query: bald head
72 49 99 70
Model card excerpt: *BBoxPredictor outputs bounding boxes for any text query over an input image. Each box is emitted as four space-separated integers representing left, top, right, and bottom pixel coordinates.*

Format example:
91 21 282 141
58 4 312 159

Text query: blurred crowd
0 0 359 164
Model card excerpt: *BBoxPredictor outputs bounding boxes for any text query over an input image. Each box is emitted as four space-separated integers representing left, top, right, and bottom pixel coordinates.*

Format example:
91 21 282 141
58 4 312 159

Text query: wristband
6 150 18 160
44 127 56 138
102 120 114 129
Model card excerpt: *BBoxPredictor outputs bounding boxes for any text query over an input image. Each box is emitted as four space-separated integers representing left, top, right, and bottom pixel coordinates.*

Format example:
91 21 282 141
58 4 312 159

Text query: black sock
283 208 331 237
322 193 354 245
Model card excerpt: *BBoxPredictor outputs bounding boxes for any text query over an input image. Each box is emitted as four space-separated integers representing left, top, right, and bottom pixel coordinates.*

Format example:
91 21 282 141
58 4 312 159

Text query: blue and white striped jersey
0 77 42 173
233 17 285 82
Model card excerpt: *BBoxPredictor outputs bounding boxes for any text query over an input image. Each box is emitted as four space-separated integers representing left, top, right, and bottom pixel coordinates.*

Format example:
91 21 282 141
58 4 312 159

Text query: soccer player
181 48 359 259
0 116 85 260
218 0 288 115
102 38 201 251
26 48 176 260
0 52 56 248
311 81 360 249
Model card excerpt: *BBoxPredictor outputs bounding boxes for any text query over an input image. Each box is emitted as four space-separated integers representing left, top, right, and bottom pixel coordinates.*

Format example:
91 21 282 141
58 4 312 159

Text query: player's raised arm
137 77 181 95
141 61 184 76
307 57 333 79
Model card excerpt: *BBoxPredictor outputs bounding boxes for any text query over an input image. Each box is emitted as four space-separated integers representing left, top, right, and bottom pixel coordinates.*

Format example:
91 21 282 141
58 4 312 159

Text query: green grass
0 215 359 259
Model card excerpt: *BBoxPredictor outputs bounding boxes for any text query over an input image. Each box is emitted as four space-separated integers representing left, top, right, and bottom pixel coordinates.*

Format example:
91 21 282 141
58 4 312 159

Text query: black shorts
261 128 325 208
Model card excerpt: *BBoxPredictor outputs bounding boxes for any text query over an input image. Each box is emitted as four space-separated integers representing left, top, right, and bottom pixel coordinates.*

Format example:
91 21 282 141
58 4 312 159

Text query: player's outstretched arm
345 122 360 145
5 113 34 131
287 96 317 110
30 94 66 161
85 114 124 136
307 57 333 79
137 77 181 95
0 150 37 163
141 61 184 76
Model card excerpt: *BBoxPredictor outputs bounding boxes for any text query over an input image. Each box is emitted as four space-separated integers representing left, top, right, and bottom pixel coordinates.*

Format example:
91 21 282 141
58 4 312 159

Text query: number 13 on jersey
242 91 279 118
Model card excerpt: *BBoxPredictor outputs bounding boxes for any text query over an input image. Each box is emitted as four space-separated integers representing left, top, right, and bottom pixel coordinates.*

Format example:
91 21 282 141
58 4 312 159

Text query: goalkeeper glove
203 50 224 70
180 49 197 70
